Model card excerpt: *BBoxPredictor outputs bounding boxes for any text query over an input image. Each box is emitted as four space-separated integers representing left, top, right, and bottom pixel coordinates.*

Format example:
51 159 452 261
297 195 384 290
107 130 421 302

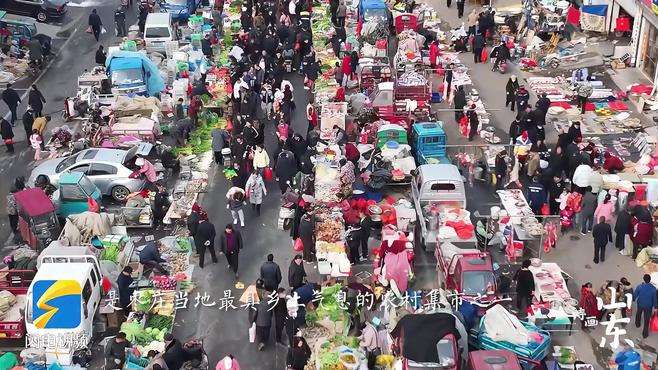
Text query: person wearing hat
130 157 157 183
515 85 530 119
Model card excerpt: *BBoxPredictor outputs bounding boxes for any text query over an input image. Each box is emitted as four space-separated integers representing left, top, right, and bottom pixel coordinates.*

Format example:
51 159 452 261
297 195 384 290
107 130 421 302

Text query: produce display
397 71 427 86
315 213 345 243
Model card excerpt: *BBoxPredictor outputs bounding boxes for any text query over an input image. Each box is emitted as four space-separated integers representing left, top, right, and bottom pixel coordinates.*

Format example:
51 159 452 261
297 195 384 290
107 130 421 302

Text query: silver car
28 146 145 201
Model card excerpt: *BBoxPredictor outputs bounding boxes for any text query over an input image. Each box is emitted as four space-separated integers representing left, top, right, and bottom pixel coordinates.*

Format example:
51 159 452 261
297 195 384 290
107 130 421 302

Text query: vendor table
527 263 577 334
496 190 542 241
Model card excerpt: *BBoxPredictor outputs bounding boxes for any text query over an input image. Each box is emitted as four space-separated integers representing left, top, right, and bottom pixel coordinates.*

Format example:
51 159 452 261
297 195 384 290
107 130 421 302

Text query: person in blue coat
527 176 547 214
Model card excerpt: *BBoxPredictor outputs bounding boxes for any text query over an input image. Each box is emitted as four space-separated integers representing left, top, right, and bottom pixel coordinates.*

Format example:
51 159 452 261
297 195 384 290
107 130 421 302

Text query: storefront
633 2 658 82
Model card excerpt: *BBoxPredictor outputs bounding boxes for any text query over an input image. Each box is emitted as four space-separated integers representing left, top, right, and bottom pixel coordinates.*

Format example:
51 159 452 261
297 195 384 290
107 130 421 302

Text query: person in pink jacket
594 194 615 223
216 355 240 370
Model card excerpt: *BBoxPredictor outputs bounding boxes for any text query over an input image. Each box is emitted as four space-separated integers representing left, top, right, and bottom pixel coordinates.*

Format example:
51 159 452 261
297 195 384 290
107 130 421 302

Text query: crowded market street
0 0 656 368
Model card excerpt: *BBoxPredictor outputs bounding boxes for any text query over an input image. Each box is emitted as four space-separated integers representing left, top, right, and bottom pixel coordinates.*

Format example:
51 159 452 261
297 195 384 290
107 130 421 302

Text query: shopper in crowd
211 126 230 165
220 224 243 278
194 212 218 269
104 332 132 369
456 0 465 18
630 205 653 259
287 336 311 370
615 206 632 253
514 260 535 317
139 241 168 275
114 7 126 37
245 169 267 216
578 282 598 330
226 187 246 227
259 253 282 291
580 189 597 235
88 9 103 42
117 266 135 312
453 85 466 122
2 83 20 126
251 298 273 351
272 287 288 345
505 75 519 112
216 355 240 370
594 194 614 223
0 118 14 153
633 274 657 338
526 176 546 215
467 104 479 141
288 254 306 289
592 216 612 264
472 33 485 63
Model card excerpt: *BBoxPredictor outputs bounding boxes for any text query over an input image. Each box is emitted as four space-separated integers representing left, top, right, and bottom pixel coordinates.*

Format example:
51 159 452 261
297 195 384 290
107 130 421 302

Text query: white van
25 246 103 365
144 12 175 54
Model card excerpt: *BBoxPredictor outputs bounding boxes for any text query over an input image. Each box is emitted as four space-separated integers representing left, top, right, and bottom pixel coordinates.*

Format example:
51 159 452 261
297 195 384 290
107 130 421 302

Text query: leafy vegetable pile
306 284 349 325
147 314 174 332
100 244 119 263
134 290 154 312
317 335 360 370
175 237 192 253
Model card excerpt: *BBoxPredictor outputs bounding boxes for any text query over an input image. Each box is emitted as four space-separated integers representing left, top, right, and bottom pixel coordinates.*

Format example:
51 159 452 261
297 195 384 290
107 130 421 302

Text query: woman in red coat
429 40 439 67
631 212 653 259
341 54 352 86
578 282 599 329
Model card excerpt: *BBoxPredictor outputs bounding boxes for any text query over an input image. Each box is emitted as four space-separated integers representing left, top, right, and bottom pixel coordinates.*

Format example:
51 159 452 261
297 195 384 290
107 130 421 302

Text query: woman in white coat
245 170 267 216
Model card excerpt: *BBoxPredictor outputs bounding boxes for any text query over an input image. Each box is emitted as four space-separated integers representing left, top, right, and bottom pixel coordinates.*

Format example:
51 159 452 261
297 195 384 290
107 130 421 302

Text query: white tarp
482 304 530 345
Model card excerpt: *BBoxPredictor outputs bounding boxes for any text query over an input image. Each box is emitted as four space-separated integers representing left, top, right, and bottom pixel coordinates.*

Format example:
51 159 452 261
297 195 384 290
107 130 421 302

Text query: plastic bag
263 167 273 181
101 27 107 34
481 48 489 63
248 322 256 343
85 26 92 33
540 203 550 215
87 197 100 213
646 312 658 332
294 238 304 252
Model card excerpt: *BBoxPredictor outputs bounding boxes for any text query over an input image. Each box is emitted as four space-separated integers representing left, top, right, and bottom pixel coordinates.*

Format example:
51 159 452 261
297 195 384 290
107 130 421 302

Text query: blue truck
158 0 200 21
105 51 165 97
411 122 448 165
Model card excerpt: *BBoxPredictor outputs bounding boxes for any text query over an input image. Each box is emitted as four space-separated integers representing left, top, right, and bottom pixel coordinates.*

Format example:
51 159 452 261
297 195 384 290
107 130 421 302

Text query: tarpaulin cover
14 188 54 216
390 313 460 363
581 5 607 32
106 51 165 96
108 57 143 71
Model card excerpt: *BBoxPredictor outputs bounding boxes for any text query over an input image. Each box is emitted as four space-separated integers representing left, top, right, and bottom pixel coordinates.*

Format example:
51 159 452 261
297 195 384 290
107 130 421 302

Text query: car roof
418 164 462 182
78 148 127 163
145 12 171 24
33 263 92 284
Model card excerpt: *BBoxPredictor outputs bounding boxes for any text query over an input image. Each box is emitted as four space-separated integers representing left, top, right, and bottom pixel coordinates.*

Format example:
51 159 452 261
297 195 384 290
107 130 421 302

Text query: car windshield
167 0 187 5
145 26 171 38
462 271 496 296
436 339 455 367
111 69 144 85
364 8 387 20
55 155 79 173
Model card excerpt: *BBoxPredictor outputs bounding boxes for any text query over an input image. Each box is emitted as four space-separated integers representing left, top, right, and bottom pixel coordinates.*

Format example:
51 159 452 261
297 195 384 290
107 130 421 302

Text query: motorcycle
278 183 299 230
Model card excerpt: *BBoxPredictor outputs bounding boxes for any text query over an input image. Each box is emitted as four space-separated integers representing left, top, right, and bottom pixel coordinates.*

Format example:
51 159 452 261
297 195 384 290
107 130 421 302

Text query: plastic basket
122 40 137 51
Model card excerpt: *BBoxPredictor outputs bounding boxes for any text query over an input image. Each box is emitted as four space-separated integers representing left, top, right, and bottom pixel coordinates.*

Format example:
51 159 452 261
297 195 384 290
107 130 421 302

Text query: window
462 271 496 296
145 26 171 38
55 155 79 173
82 280 92 304
60 184 86 200
430 183 456 191
69 164 90 174
90 269 97 286
89 163 117 176
79 175 98 196
82 150 98 160
423 136 439 144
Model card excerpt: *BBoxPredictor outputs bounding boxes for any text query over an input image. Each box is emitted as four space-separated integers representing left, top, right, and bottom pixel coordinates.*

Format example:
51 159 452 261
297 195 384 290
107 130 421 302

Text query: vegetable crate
473 320 551 366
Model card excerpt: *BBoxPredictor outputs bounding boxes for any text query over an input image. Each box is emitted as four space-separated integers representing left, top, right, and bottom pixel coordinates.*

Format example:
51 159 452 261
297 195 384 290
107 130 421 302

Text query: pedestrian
29 130 42 161
526 176 546 215
88 9 103 41
615 206 631 252
288 254 306 289
494 150 508 190
139 241 169 275
0 118 14 153
151 183 170 229
116 266 135 312
505 75 519 112
22 108 34 140
252 145 270 173
580 189 597 235
578 282 598 329
245 169 267 216
259 254 282 291
95 45 107 65
576 81 593 114
594 194 614 223
174 98 185 121
28 85 46 117
336 0 346 27
467 9 478 36
287 337 311 370
114 7 127 37
453 85 466 122
226 187 246 227
456 0 465 17
211 126 229 165
346 223 363 264
275 149 297 193
220 224 243 278
6 181 21 240
633 274 657 338
2 83 20 126
630 207 653 259
472 33 485 63
592 216 612 264
466 104 478 141
548 175 564 214
187 203 203 240
251 298 273 351
515 85 529 118
271 287 288 344
194 212 218 269
514 259 535 316
104 332 132 369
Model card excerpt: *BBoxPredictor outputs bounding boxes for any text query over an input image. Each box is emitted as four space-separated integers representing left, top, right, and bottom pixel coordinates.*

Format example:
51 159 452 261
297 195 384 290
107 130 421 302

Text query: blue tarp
581 4 608 16
106 51 165 96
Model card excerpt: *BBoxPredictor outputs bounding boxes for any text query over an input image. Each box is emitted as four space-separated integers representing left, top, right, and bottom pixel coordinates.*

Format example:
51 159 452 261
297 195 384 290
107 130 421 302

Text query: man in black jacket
194 214 217 269
104 332 132 369
88 9 103 42
2 83 20 126
288 254 306 289
592 216 612 263
260 253 282 291
22 108 34 139
116 266 134 312
28 85 46 117
139 241 168 275
514 260 535 317
220 224 243 278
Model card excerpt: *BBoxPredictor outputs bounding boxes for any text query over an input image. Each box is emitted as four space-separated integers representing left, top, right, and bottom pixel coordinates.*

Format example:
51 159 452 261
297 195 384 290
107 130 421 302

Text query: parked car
28 146 144 201
0 0 67 23
158 0 200 21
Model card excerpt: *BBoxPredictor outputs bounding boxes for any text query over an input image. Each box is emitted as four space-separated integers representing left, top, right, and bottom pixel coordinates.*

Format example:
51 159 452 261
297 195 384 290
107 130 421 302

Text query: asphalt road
0 0 140 247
